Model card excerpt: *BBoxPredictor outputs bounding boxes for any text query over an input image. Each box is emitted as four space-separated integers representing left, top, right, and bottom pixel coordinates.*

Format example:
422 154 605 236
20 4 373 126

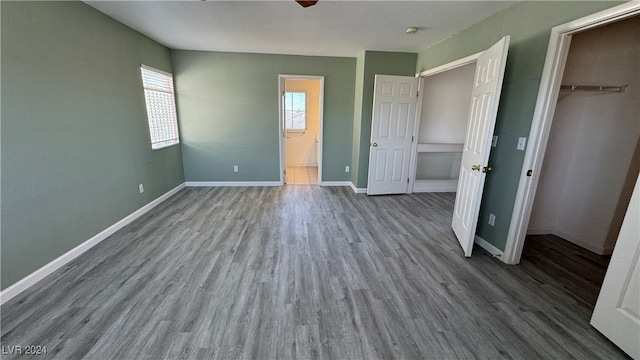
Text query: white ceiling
85 0 516 58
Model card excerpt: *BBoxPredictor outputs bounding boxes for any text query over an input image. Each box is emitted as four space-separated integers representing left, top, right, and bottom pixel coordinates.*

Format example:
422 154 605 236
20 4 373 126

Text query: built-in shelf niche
414 61 475 193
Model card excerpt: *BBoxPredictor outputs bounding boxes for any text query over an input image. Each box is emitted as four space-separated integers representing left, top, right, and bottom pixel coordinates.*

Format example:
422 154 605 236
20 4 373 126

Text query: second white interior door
367 75 419 195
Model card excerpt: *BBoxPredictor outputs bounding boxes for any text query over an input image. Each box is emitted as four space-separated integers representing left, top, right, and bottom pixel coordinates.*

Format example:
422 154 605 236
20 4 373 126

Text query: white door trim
415 51 482 78
278 74 325 185
503 2 640 265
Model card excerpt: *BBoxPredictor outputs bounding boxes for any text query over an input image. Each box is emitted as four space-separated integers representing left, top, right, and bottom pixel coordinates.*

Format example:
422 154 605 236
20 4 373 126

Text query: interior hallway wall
285 80 321 167
528 16 640 255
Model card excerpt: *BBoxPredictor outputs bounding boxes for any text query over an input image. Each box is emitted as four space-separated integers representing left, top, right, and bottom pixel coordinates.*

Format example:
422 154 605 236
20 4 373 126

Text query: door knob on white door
371 142 378 147
471 164 481 171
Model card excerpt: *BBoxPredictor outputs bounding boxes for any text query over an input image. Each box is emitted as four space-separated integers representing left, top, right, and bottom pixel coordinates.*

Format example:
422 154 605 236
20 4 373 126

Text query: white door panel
591 176 640 359
367 75 418 195
452 36 510 256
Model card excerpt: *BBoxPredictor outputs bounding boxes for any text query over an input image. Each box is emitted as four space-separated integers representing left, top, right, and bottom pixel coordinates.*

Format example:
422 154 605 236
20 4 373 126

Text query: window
284 91 307 132
140 65 180 150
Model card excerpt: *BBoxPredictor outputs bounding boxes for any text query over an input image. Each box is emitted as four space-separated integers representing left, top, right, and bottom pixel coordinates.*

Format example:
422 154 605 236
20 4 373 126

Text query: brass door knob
371 142 378 147
471 164 481 171
483 166 493 173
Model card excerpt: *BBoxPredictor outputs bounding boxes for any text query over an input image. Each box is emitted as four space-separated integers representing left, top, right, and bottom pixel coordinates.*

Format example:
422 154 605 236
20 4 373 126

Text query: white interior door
591 176 640 359
451 36 510 256
367 75 418 195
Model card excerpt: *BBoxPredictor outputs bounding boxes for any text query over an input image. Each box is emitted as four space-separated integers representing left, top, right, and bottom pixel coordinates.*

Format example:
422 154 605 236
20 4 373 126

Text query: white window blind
284 92 307 131
140 65 180 150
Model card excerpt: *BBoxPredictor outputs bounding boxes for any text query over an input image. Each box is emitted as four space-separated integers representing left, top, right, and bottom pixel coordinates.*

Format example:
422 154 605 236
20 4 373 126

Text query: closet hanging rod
560 84 627 93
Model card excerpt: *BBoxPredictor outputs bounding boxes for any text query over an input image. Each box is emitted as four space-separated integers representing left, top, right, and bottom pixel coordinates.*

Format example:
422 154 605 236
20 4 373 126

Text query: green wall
172 51 356 182
352 51 418 188
1 2 185 289
416 1 625 251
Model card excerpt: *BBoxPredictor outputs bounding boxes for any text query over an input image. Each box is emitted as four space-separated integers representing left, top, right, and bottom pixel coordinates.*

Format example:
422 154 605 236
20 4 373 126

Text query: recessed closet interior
413 62 475 193
527 16 640 255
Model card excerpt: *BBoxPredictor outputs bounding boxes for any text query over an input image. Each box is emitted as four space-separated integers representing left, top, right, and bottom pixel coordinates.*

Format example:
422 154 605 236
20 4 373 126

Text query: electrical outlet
517 137 527 151
492 135 498 148
345 166 350 173
233 165 239 173
488 213 496 226
138 184 144 194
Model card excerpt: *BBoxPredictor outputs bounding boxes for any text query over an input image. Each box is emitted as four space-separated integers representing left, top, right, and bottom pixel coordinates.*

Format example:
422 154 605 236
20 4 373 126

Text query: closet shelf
417 143 463 153
560 84 627 93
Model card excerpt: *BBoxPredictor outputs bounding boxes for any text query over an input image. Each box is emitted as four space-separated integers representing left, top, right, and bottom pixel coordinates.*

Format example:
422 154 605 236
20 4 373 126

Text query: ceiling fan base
296 0 319 8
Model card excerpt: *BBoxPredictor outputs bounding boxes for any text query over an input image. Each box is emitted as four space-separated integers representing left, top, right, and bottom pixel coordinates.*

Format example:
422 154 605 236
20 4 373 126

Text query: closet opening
412 60 477 193
524 15 639 308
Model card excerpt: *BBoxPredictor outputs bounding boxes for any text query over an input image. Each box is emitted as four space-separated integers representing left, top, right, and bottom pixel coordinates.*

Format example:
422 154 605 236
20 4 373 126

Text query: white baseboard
349 182 367 194
413 180 458 193
0 182 186 305
526 227 556 235
475 235 504 259
320 181 351 187
526 228 612 255
186 181 281 187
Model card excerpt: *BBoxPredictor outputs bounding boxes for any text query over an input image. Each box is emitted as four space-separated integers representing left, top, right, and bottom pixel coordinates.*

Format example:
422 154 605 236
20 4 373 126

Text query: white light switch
517 137 527 151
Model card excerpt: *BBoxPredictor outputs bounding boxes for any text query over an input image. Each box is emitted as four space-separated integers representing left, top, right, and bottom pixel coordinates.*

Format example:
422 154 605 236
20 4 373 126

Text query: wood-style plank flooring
0 187 629 359
521 234 612 309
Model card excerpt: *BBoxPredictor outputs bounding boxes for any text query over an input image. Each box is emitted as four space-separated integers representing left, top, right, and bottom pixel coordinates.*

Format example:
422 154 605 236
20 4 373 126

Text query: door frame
503 2 640 264
410 51 482 193
278 74 325 185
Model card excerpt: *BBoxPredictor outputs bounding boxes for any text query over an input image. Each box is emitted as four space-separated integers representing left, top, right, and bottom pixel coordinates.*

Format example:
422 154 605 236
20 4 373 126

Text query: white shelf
417 143 463 153
413 179 458 193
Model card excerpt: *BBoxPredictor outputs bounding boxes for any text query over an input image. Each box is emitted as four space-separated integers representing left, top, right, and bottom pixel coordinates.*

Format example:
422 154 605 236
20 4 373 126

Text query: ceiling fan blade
295 0 318 8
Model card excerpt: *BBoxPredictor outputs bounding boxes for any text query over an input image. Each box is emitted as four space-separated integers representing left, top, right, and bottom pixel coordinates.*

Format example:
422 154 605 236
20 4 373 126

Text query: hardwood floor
1 187 629 359
521 234 611 309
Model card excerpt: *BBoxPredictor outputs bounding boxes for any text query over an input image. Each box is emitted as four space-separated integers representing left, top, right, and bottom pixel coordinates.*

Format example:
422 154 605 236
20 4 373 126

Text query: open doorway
522 15 640 306
527 14 640 259
278 75 324 185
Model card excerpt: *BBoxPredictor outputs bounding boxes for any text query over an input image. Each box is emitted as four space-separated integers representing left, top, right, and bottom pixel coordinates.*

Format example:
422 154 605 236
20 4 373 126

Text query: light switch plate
492 136 498 148
517 137 527 151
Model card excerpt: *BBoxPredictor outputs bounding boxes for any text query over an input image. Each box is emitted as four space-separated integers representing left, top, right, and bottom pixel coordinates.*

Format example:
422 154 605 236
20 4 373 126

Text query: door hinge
527 169 533 177
411 135 414 142
416 91 419 97
407 178 410 183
